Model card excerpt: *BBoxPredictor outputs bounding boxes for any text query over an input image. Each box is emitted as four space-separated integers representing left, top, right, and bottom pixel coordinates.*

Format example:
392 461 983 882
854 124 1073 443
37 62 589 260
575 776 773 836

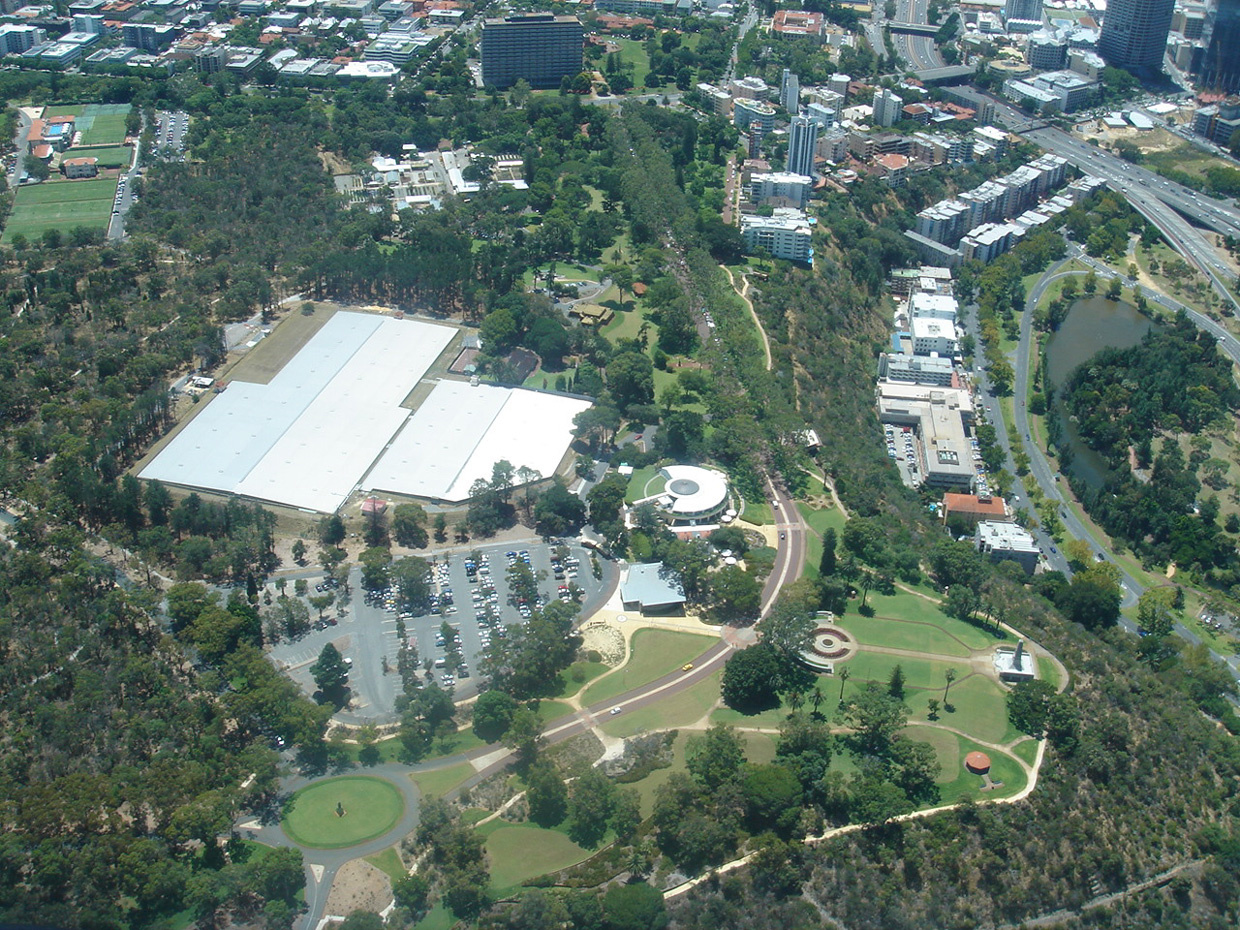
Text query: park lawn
905 726 1028 804
601 305 651 345
742 730 777 764
282 776 405 849
430 727 487 759
555 659 611 698
840 613 976 658
410 761 474 800
80 112 130 146
842 651 972 699
1012 738 1040 767
861 590 998 649
905 672 1019 745
797 501 847 538
365 847 406 882
623 464 662 503
741 498 773 525
583 629 717 706
3 177 117 244
626 730 690 816
1037 654 1062 690
413 905 453 930
482 824 593 893
599 670 720 738
613 37 652 86
74 144 132 168
534 699 575 725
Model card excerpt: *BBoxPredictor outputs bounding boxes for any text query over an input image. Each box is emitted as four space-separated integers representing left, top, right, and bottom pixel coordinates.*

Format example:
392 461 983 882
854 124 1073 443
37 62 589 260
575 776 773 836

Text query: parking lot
154 110 189 159
268 539 614 722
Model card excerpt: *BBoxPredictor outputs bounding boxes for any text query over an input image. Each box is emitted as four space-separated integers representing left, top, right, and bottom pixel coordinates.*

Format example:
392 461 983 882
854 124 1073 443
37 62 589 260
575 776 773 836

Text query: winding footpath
722 265 773 371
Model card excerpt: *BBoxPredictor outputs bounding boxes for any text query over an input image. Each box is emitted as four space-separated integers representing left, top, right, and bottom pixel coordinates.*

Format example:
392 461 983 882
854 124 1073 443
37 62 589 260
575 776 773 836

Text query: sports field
74 145 133 169
43 103 131 146
3 178 117 244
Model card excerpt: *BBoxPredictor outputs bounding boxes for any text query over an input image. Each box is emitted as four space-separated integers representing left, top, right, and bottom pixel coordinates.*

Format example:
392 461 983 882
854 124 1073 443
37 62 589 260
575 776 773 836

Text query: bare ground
323 859 393 919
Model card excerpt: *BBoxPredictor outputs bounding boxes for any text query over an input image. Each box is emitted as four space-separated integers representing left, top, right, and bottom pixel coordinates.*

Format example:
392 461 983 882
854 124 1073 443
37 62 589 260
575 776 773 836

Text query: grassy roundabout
282 776 405 849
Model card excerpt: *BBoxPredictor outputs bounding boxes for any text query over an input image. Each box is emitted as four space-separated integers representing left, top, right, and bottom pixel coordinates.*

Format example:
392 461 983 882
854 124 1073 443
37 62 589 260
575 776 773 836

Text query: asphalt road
999 252 1240 684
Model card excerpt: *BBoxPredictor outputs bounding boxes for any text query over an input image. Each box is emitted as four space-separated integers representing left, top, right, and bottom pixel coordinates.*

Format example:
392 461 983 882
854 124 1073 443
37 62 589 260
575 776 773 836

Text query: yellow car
681 663 694 672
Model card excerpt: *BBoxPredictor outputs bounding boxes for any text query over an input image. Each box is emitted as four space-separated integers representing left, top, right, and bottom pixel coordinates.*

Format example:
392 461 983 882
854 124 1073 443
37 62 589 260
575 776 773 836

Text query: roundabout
282 775 406 849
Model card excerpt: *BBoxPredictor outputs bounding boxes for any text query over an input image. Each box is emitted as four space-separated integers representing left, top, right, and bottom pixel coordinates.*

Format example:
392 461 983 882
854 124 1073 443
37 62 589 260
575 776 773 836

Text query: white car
609 707 622 715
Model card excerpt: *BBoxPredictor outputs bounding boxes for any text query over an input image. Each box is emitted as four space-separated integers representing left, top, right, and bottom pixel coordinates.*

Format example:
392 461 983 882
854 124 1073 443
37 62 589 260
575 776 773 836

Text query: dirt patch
580 620 626 666
319 149 355 176
323 859 392 918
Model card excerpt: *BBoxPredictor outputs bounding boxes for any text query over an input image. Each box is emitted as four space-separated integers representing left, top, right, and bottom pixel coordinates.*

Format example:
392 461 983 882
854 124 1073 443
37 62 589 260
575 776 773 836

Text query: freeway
890 0 944 71
984 99 1240 310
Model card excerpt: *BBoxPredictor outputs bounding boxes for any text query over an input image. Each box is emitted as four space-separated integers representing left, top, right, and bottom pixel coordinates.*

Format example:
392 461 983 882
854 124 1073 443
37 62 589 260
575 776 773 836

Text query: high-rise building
480 14 583 89
873 87 904 127
1098 0 1174 72
786 114 819 176
1004 0 1044 24
779 68 800 111
1196 0 1240 92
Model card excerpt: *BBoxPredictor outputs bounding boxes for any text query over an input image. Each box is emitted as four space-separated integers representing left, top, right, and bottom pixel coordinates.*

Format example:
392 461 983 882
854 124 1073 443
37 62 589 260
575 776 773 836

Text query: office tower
786 114 819 176
1196 0 1240 92
873 87 904 127
1098 0 1174 72
480 14 583 89
1004 0 1044 23
779 68 800 111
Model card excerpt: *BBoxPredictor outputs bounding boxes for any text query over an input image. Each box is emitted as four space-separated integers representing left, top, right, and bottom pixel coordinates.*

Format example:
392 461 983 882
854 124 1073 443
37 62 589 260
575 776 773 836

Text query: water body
1044 296 1156 491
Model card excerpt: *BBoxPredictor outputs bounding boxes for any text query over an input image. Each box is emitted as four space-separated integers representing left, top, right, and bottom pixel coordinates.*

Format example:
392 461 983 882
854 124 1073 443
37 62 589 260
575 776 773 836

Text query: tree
888 664 906 699
819 526 837 576
742 763 803 834
472 689 518 742
337 912 383 930
721 643 785 712
707 565 762 625
504 705 544 768
607 351 655 410
310 643 350 708
757 586 817 658
392 873 429 916
686 723 746 790
838 666 850 700
842 683 908 755
534 480 587 538
602 882 667 930
525 762 569 827
318 514 346 547
391 503 429 549
568 769 617 846
943 667 957 707
1006 678 1058 737
291 539 307 565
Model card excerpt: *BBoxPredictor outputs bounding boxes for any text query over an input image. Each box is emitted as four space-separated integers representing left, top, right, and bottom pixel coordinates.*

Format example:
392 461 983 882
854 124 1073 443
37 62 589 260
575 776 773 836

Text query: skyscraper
480 14 583 89
786 114 819 177
1003 0 1044 24
873 87 904 127
779 68 800 112
1098 0 1174 72
1196 0 1240 92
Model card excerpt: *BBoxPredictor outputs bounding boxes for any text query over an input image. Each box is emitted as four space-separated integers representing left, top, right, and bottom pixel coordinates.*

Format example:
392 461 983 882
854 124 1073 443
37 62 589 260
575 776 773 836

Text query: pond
1044 295 1156 492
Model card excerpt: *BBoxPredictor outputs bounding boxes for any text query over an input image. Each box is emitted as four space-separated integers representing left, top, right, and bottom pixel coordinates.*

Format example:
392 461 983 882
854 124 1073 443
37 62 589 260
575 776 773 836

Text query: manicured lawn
741 498 773 525
555 659 611 698
1013 738 1040 766
601 306 652 346
413 905 453 930
742 731 777 764
623 464 663 503
365 847 406 882
583 629 717 706
3 177 117 243
906 672 1020 745
860 590 998 649
410 762 474 800
534 699 575 724
626 730 690 816
841 650 967 693
600 670 721 738
73 144 132 168
483 824 593 892
282 776 405 849
712 681 840 729
1037 654 1062 690
80 112 130 146
613 37 653 87
798 501 848 581
904 726 1028 804
839 613 976 658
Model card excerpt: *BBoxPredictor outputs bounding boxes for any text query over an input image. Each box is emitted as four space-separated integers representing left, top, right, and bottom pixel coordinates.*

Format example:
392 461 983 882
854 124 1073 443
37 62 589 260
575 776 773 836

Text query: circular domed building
629 465 731 527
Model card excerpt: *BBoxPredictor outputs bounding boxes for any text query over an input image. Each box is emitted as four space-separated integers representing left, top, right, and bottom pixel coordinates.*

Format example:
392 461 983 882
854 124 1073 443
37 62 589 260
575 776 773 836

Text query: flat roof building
480 14 583 89
750 171 812 207
877 383 975 490
741 208 813 262
976 520 1040 573
621 562 687 613
878 352 955 386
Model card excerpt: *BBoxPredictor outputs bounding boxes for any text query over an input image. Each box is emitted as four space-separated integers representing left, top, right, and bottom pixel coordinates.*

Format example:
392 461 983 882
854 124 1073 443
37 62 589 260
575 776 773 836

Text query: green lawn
582 629 717 707
623 464 663 503
364 847 406 882
1037 654 1062 691
73 144 132 168
1012 738 1040 766
410 762 474 800
841 650 968 693
413 905 454 930
797 502 848 580
555 659 611 698
599 670 720 738
839 613 977 658
904 726 1028 804
282 776 405 849
860 590 998 649
906 672 1021 745
534 699 576 725
3 177 116 244
613 37 653 87
601 305 652 346
741 498 773 525
80 112 130 146
482 824 593 892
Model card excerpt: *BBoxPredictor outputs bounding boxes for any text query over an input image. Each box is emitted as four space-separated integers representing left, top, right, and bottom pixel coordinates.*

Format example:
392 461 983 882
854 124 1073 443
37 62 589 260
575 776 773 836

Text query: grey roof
621 562 686 609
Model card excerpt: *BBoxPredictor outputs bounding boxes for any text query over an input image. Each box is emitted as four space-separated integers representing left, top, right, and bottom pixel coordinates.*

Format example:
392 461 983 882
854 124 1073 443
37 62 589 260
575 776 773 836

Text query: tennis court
2 178 117 243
